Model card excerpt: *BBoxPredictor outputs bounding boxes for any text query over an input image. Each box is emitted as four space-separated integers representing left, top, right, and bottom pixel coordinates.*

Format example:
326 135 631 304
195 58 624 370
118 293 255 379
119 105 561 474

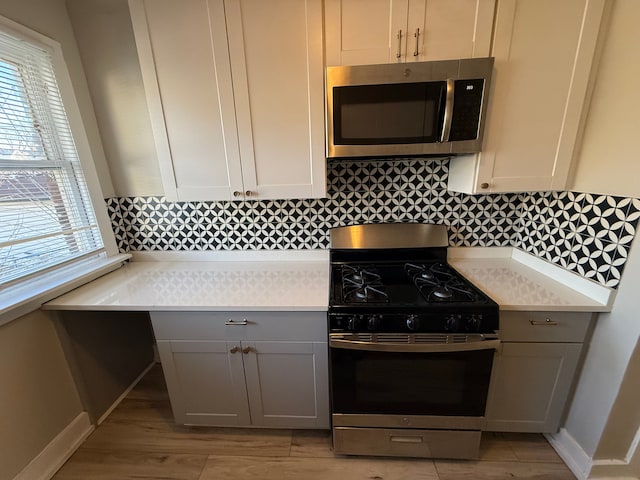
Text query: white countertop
43 260 330 311
448 248 613 312
43 248 614 313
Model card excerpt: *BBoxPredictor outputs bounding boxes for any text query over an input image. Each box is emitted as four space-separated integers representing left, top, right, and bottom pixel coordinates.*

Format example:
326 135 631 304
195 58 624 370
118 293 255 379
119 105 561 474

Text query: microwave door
332 81 446 147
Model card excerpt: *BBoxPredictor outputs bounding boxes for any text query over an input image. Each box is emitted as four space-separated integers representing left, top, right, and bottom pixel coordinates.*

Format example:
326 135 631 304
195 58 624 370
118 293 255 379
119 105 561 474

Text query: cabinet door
408 0 495 62
157 340 251 426
325 0 494 65
242 341 330 428
129 0 243 201
325 0 409 65
484 342 582 433
448 0 607 194
224 0 326 199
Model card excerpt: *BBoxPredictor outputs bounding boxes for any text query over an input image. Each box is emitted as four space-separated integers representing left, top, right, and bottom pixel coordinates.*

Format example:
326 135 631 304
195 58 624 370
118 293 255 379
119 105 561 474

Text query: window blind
0 29 104 286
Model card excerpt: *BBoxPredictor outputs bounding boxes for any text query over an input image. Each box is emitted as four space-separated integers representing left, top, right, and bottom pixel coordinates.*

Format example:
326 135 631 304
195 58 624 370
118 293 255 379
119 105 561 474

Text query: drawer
150 311 327 342
499 311 594 343
333 427 481 459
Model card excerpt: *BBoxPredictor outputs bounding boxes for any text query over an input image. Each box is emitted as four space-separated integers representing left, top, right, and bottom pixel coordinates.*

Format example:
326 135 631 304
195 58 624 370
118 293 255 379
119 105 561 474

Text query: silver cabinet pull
530 319 559 326
232 190 242 197
225 319 248 326
396 30 403 58
245 190 254 197
413 28 420 56
390 435 423 444
230 345 240 354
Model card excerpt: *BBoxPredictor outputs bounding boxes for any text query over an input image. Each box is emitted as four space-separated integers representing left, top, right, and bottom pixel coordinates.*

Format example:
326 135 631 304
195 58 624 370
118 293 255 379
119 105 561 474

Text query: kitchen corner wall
105 157 640 289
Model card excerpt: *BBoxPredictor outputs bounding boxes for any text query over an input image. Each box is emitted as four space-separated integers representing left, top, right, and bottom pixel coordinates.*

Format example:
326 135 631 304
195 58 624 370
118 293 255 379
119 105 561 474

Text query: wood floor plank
199 454 440 480
434 459 576 479
478 433 519 462
503 433 565 463
106 398 174 424
52 450 207 480
54 365 577 479
290 429 334 458
126 363 170 402
81 419 293 457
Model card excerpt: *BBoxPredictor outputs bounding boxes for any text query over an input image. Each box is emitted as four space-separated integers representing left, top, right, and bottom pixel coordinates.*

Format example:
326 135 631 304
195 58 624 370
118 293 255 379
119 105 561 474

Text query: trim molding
546 428 593 480
97 361 156 425
13 412 93 480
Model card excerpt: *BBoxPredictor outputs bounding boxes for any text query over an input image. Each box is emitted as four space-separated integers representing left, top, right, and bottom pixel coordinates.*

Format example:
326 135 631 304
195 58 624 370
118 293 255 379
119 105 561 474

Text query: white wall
0 310 83 479
66 0 162 197
564 0 640 476
0 1 114 477
0 0 115 198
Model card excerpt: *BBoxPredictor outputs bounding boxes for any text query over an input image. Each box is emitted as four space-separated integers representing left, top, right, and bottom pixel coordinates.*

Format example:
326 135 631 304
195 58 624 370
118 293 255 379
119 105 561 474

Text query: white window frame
0 15 129 325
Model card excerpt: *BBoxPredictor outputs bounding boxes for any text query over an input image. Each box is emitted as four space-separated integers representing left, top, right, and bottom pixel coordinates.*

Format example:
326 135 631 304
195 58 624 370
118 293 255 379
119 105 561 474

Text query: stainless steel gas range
328 223 500 460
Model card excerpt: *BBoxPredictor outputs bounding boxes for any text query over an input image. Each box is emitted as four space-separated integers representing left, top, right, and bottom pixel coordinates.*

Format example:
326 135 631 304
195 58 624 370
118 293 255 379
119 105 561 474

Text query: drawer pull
530 319 558 326
242 346 254 354
230 346 240 354
390 435 423 444
225 319 248 326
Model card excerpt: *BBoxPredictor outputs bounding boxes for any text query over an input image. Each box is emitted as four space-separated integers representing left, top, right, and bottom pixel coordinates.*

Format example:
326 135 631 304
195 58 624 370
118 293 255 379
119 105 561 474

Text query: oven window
333 82 445 145
331 348 494 417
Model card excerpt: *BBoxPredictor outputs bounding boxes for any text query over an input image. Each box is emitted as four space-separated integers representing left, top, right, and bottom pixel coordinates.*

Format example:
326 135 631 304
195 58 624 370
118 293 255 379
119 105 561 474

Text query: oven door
330 335 499 419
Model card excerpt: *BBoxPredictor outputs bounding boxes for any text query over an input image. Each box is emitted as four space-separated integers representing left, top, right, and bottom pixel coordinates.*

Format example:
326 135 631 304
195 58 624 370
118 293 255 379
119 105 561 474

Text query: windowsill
0 253 132 327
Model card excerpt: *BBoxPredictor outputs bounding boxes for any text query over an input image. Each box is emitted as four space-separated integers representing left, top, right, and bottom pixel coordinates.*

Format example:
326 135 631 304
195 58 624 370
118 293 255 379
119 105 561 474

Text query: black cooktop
328 247 499 333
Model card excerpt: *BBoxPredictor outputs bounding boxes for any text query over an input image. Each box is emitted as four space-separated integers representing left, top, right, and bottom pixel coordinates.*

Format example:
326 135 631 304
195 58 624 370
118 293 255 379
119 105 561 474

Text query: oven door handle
329 338 500 353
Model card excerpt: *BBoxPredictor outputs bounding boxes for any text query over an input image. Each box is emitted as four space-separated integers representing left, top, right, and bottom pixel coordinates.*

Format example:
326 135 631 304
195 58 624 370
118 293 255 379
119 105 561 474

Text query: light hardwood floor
53 364 576 479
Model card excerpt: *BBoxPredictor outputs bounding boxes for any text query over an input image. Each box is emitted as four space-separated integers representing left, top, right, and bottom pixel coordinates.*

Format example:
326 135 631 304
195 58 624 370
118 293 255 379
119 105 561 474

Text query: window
0 27 104 286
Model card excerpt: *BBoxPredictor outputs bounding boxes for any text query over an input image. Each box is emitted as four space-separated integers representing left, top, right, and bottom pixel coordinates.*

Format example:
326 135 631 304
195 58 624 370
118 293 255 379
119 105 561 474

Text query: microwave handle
440 79 455 142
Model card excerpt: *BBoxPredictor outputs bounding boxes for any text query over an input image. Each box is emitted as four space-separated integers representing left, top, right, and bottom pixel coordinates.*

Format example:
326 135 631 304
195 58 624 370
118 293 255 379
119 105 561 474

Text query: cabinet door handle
233 190 242 198
396 30 403 58
480 182 489 189
529 319 559 326
225 319 248 326
242 346 253 354
245 190 255 197
230 345 240 354
413 28 420 56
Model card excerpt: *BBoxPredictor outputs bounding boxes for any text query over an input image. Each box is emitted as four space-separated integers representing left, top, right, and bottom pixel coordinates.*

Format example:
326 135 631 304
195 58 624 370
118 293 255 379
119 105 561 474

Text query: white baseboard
546 428 593 480
13 412 93 480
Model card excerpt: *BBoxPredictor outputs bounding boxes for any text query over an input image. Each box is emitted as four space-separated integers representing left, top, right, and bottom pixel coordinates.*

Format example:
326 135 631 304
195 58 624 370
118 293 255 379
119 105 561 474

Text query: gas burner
406 262 478 303
344 285 389 303
341 265 389 304
432 286 453 300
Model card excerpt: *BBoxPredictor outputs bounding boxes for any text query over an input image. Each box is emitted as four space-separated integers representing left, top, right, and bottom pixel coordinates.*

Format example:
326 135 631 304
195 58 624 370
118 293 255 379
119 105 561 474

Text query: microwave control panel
449 79 485 142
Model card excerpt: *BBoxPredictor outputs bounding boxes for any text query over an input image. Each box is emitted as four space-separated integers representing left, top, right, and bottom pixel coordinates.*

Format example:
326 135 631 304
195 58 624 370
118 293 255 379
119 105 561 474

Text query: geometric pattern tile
105 157 639 289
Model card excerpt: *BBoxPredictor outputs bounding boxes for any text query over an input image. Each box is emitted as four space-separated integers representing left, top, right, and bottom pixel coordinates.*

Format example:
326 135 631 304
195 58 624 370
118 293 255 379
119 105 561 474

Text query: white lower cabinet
484 311 595 433
151 312 329 428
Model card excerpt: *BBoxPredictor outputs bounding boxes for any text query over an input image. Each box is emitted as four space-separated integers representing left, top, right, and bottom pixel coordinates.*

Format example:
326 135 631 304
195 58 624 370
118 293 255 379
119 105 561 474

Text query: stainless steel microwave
326 57 494 158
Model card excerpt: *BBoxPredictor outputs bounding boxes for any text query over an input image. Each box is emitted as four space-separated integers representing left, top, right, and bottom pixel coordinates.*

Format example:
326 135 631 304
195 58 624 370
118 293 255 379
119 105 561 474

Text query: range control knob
367 315 382 331
406 315 420 331
348 315 362 331
466 314 482 332
444 314 461 332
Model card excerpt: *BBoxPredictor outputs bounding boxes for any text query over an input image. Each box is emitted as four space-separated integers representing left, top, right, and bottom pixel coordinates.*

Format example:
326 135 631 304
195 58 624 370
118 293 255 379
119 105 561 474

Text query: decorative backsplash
106 157 639 288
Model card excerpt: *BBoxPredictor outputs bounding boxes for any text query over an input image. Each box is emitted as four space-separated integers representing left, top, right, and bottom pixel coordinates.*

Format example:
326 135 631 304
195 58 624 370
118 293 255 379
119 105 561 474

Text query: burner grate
341 265 389 304
405 262 478 303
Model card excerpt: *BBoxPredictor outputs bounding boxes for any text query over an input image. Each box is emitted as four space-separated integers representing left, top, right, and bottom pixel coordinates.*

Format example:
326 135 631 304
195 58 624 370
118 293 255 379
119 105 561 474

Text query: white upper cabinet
129 0 326 201
324 0 496 66
448 0 609 194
